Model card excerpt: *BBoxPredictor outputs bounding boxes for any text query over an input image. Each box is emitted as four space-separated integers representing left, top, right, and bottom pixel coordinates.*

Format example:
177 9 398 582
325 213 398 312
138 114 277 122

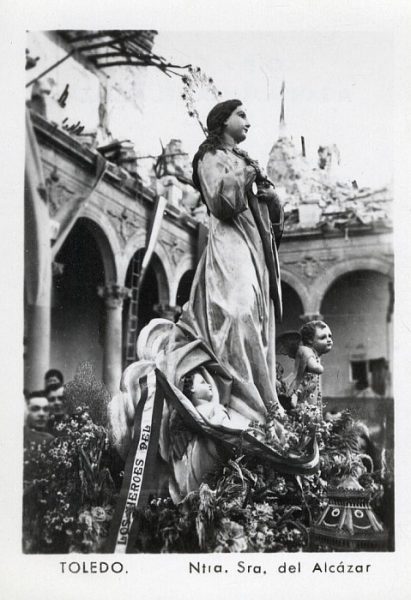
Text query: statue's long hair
192 99 270 206
192 99 242 195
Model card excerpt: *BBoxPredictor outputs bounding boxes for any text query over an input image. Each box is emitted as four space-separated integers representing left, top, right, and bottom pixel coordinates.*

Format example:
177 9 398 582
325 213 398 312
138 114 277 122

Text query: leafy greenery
64 361 111 426
23 406 116 553
23 366 391 554
129 400 390 553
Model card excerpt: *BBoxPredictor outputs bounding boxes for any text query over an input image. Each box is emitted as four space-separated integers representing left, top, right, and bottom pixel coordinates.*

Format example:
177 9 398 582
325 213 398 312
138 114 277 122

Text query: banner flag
137 194 167 290
106 370 164 553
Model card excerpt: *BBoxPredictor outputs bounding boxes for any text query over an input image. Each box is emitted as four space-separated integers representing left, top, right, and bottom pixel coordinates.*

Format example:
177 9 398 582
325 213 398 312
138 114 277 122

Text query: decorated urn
310 474 388 551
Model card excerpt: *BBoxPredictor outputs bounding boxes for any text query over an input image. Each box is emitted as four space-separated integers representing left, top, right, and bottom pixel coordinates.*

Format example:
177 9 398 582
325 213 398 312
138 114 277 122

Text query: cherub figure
276 320 333 412
181 368 231 424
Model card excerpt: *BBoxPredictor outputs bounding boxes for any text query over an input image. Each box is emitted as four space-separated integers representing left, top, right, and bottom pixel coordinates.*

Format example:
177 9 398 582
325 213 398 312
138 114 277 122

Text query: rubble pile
267 136 392 233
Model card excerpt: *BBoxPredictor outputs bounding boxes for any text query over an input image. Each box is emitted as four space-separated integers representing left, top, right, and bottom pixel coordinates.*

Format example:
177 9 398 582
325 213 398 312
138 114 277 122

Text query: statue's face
312 325 333 355
191 373 213 404
27 397 50 431
47 386 65 416
224 105 250 143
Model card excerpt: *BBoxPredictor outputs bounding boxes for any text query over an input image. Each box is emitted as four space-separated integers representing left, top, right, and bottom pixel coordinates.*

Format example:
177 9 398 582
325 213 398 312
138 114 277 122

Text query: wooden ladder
124 253 142 365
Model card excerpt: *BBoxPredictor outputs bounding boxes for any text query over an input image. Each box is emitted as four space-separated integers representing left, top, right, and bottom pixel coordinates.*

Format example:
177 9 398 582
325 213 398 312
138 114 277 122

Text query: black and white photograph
1 2 411 599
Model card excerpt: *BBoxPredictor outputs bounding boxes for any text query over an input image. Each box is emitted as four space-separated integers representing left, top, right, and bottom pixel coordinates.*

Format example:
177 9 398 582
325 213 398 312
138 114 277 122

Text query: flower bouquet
23 406 116 553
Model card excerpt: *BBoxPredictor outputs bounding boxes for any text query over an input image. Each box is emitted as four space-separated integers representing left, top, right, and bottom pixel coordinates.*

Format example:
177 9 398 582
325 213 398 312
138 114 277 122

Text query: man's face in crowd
27 397 50 431
47 386 65 416
45 375 62 387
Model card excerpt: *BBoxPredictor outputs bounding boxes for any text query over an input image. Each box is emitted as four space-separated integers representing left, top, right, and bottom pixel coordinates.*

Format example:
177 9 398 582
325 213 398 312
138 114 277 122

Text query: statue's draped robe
172 149 281 418
160 148 284 500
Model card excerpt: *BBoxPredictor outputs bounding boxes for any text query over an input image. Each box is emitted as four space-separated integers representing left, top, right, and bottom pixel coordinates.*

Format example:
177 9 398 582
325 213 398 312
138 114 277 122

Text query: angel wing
168 406 194 461
276 330 301 359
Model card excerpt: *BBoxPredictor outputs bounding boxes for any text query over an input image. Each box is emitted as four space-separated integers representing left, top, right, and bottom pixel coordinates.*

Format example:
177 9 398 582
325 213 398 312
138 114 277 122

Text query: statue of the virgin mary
108 100 318 516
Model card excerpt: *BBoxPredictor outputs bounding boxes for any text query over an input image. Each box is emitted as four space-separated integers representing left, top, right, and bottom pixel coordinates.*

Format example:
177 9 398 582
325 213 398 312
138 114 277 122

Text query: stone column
25 304 50 392
98 284 130 396
25 262 64 392
386 280 394 397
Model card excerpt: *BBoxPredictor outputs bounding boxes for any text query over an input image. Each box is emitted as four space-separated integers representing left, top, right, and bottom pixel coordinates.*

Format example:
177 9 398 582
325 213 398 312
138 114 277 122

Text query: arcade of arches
24 115 393 398
36 219 193 395
276 270 392 397
35 213 393 399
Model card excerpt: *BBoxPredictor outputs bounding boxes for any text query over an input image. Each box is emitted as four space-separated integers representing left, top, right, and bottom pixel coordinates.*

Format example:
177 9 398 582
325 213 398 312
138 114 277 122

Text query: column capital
98 284 131 308
300 312 324 324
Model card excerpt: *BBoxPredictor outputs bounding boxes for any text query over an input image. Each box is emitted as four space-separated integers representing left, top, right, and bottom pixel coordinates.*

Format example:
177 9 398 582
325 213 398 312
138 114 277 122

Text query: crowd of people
24 369 67 449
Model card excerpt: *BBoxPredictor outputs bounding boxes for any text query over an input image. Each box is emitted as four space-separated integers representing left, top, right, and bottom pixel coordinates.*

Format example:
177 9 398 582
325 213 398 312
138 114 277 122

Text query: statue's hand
257 184 281 206
244 165 257 186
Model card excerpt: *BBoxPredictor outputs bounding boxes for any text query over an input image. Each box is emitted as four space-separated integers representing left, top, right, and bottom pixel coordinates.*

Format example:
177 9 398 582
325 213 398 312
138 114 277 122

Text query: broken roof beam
61 31 109 43
91 59 164 69
86 51 130 60
87 45 150 60
74 32 139 52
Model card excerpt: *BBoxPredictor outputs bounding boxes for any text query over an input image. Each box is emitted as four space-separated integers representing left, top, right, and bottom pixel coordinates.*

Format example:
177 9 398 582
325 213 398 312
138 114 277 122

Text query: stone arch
78 210 120 284
175 269 196 308
122 234 172 304
170 254 197 304
52 218 109 381
119 230 146 285
278 280 305 334
280 268 312 315
123 247 170 307
149 252 170 305
122 249 171 363
319 266 393 398
313 257 393 312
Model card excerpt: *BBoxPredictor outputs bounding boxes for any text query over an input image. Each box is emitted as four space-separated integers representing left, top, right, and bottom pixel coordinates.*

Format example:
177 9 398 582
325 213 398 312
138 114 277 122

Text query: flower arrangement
23 364 391 554
127 399 390 553
23 406 116 553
